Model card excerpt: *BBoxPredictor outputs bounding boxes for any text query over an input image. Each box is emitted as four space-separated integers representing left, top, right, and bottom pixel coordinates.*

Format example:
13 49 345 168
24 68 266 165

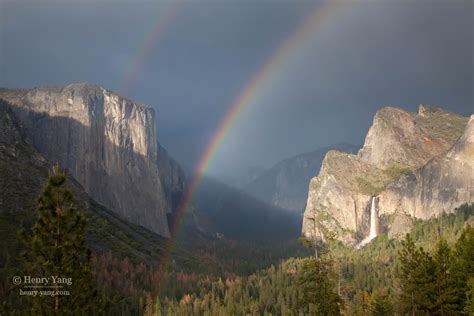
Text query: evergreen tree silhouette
20 165 99 315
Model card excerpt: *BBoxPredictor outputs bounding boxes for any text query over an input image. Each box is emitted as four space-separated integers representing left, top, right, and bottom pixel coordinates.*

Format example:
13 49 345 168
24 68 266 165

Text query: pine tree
296 258 341 315
20 165 99 315
369 294 394 316
432 238 458 314
398 234 419 315
398 234 437 314
451 225 474 312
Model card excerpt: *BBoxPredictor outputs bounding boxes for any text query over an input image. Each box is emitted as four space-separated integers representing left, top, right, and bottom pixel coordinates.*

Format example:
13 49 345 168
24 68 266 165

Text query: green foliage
356 177 387 196
20 166 100 315
432 239 459 313
419 112 468 142
356 163 412 196
383 162 412 180
397 234 438 314
319 204 473 314
99 204 471 316
296 258 341 315
465 278 474 314
369 294 394 316
173 234 311 276
397 229 474 315
138 257 342 315
451 225 474 313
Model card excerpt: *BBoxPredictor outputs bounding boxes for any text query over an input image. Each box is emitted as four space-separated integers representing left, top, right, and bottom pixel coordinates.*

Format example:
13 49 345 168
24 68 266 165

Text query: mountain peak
359 105 468 169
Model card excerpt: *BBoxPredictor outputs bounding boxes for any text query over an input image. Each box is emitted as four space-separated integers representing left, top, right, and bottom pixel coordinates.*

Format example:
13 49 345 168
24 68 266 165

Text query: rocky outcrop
0 83 184 237
302 150 391 244
358 105 467 168
245 143 358 213
379 114 474 220
302 105 471 246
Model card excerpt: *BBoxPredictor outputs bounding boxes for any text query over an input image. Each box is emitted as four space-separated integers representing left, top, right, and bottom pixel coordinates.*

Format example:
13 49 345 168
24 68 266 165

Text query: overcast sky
1 0 472 183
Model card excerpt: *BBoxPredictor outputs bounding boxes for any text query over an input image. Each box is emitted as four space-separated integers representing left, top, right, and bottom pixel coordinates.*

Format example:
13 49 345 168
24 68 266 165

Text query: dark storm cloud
211 0 473 181
1 0 472 182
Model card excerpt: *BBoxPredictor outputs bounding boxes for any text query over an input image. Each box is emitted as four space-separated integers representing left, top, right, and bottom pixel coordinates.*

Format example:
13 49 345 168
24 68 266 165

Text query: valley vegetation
138 205 474 315
2 167 473 315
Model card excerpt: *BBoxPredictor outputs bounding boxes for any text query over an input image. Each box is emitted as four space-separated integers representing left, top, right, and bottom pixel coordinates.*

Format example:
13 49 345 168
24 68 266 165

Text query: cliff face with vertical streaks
0 83 185 237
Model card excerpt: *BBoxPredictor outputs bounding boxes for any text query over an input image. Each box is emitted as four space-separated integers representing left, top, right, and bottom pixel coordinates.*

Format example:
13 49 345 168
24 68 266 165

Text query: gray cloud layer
1 0 472 183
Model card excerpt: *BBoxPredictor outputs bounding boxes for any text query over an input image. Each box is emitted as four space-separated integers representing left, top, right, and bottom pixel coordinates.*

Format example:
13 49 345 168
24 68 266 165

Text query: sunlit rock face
302 105 471 246
379 114 474 220
302 150 378 246
358 105 467 169
245 143 358 214
0 83 184 237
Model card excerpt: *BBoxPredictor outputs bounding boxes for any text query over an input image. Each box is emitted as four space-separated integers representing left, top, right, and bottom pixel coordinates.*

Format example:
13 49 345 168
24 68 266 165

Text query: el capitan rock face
0 99 170 262
0 83 184 237
302 105 472 246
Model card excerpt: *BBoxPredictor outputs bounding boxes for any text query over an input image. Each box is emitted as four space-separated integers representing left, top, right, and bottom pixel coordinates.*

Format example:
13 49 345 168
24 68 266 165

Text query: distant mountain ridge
245 143 359 213
302 105 473 245
0 83 185 237
191 176 302 241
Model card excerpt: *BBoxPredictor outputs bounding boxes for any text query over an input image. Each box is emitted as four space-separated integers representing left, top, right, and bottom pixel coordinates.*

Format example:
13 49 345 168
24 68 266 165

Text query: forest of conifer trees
3 169 473 315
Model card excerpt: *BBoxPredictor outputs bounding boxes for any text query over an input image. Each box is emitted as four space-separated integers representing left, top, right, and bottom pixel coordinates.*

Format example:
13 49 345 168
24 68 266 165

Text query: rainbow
157 0 342 278
118 2 182 94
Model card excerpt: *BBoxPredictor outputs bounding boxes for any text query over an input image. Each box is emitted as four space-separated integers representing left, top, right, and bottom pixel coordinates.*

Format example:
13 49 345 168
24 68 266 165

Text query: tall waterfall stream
356 196 378 249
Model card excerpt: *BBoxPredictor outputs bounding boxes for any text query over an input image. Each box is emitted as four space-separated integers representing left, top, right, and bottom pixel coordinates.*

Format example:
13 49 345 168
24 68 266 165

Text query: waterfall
356 196 378 249
368 196 378 239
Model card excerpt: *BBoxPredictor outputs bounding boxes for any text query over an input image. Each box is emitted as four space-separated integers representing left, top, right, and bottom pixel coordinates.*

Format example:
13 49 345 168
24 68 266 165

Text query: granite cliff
0 83 185 237
245 143 358 213
0 100 171 263
302 105 472 245
379 114 474 233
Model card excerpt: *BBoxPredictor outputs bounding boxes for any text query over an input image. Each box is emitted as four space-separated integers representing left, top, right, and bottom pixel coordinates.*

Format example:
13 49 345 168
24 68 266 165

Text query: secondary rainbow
118 2 182 94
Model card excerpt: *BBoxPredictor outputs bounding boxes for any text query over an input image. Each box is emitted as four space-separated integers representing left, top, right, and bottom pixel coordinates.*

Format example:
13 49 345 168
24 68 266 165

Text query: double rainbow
119 0 342 279
162 0 341 276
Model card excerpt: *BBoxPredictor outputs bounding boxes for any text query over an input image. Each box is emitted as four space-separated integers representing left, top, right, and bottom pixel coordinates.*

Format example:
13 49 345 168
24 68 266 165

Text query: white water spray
356 196 378 249
368 196 378 240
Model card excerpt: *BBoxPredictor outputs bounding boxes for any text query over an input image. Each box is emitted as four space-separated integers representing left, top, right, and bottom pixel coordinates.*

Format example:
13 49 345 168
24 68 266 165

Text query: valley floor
98 204 474 315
